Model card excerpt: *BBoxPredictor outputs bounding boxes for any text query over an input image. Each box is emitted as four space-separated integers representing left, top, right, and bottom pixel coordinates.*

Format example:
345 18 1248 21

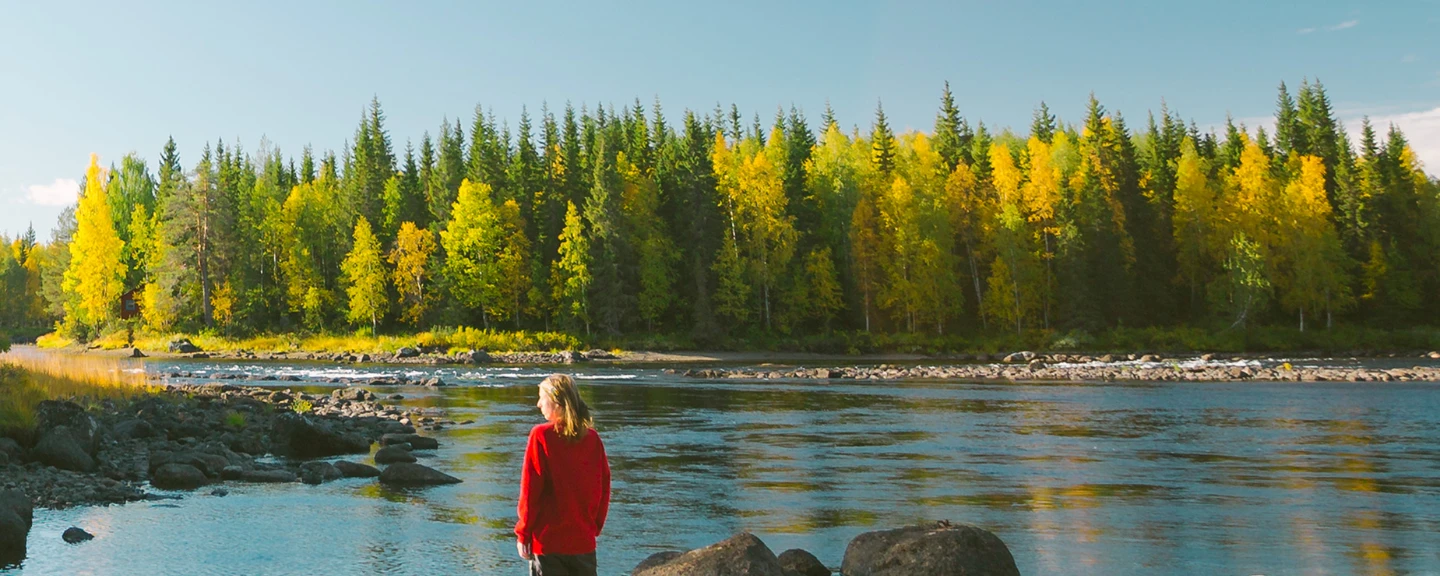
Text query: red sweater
515 423 611 555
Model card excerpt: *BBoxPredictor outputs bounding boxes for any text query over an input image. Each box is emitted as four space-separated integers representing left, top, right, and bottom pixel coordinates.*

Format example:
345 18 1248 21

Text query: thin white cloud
1298 19 1359 34
24 178 79 206
1401 54 1418 63
1346 106 1440 175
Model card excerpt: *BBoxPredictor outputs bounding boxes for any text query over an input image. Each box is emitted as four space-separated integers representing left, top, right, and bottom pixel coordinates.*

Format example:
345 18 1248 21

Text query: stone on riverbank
62 527 93 544
32 426 95 472
240 469 298 483
377 463 461 486
270 413 372 459
299 461 343 485
380 433 438 450
151 463 207 490
0 491 32 566
634 551 684 573
333 460 381 478
778 549 830 576
374 445 416 465
841 521 1019 576
632 532 784 576
168 339 200 353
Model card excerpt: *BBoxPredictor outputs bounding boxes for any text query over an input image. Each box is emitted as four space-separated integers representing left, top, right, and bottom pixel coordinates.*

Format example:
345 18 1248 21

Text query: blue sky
2 0 1437 238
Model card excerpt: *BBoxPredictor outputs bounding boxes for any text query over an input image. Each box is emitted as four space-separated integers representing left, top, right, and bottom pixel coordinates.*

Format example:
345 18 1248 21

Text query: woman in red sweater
516 374 611 575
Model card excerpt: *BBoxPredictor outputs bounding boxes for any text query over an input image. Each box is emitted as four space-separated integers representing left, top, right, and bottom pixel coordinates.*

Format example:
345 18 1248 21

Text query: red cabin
119 288 141 320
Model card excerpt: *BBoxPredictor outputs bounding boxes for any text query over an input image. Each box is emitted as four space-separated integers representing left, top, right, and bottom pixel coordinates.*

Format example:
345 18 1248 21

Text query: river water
7 358 1440 575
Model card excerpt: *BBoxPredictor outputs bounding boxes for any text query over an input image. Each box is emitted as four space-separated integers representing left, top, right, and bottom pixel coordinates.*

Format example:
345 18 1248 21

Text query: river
7 357 1440 575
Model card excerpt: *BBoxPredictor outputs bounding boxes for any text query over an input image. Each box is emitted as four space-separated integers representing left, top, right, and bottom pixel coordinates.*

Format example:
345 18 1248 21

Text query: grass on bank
0 347 156 438
32 323 1440 357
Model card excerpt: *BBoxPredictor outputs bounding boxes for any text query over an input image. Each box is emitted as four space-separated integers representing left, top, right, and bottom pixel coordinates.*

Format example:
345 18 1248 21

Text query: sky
2 0 1438 238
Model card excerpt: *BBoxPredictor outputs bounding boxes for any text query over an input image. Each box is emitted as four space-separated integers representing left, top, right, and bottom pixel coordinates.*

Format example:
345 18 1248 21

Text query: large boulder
777 549 830 576
840 522 1019 576
0 490 31 566
32 425 95 472
151 463 207 490
634 552 684 573
270 413 371 458
378 463 461 487
396 347 420 358
333 460 381 478
464 349 492 364
62 527 94 544
374 446 417 465
299 461 343 485
632 532 784 576
34 400 99 453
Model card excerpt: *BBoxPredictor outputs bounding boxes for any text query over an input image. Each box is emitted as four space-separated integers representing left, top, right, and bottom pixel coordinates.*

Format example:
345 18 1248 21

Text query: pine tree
933 82 968 171
870 103 898 178
551 201 591 334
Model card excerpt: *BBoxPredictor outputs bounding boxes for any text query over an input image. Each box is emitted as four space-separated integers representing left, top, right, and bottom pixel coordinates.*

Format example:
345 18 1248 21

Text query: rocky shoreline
677 351 1440 383
117 338 618 366
0 382 464 565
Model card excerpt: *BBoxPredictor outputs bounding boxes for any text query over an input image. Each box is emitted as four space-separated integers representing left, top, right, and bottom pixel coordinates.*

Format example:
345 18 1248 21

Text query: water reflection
5 362 1440 575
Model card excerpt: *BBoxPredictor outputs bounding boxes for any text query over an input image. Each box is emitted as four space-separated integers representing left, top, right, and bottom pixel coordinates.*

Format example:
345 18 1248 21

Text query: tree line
2 79 1437 345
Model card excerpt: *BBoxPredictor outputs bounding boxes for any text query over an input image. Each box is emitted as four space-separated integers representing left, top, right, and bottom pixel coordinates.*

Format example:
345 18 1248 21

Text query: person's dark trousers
529 552 597 576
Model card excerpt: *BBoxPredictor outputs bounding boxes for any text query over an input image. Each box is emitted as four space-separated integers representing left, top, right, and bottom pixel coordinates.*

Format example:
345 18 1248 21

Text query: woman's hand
517 540 532 560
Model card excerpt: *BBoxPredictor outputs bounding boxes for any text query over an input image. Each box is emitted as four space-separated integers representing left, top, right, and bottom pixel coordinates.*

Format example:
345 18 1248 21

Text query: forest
1 79 1437 351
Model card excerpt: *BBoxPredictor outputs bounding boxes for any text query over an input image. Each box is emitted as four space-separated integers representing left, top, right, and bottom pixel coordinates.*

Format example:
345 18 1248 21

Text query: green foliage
15 82 1440 349
224 410 247 429
291 399 313 414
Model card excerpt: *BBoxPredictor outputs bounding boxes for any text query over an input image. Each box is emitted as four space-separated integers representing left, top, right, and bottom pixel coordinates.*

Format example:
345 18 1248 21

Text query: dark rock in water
374 446 417 465
633 551 684 573
333 460 381 478
0 491 32 564
111 418 156 440
841 521 1019 576
270 413 371 458
33 426 95 472
210 488 229 497
406 436 439 450
388 394 405 401
778 549 831 576
62 527 93 544
464 349 492 364
381 433 437 450
240 469 297 483
420 377 446 387
152 463 207 490
378 463 461 486
299 461 343 485
127 347 146 358
632 532 784 576
396 347 420 358
168 339 201 353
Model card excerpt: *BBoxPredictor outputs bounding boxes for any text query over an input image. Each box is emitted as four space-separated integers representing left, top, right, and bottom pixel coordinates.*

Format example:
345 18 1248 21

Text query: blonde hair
540 374 593 440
